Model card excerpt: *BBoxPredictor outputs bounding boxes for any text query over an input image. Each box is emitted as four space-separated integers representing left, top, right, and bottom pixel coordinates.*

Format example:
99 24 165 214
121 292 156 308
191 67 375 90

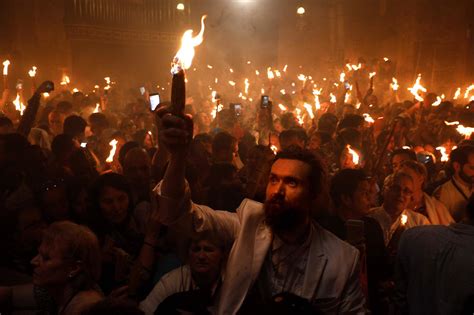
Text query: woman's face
400 167 424 191
189 240 223 276
31 241 76 288
99 186 129 225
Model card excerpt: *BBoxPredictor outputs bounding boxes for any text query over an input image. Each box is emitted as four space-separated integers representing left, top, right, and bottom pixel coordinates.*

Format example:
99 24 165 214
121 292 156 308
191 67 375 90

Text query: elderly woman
139 232 227 315
399 160 454 225
0 221 103 314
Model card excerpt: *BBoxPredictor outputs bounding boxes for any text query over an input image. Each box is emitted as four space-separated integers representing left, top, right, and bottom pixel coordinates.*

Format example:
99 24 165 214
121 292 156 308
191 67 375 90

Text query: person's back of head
88 113 109 136
212 131 236 163
56 101 74 116
123 147 151 187
63 115 87 140
118 141 140 167
0 116 14 135
51 134 76 162
318 113 338 136
337 114 365 131
279 128 307 150
280 112 299 130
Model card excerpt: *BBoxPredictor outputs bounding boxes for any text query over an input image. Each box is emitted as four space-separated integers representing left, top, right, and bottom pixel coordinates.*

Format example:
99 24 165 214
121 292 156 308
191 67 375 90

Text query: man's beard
264 194 308 234
459 168 474 185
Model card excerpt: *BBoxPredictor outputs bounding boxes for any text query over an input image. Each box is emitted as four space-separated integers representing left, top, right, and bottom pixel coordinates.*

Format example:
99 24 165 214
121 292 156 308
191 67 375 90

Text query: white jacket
156 185 366 315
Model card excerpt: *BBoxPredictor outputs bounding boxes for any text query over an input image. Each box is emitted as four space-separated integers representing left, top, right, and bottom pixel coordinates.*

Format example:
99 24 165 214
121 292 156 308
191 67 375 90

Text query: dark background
0 0 473 92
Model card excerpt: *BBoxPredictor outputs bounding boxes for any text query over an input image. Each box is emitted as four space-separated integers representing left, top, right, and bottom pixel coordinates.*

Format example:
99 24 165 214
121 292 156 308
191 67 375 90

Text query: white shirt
433 177 472 222
368 206 430 246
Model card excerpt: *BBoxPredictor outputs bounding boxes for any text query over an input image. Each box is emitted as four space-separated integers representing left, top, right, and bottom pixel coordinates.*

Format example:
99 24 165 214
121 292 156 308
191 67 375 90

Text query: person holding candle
368 172 430 246
156 107 366 314
399 160 454 225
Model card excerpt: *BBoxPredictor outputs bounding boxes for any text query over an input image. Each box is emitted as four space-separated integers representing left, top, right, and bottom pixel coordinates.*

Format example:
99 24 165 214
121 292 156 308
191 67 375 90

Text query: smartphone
149 93 161 111
230 103 242 116
16 80 23 90
261 95 270 109
139 87 146 95
345 220 365 246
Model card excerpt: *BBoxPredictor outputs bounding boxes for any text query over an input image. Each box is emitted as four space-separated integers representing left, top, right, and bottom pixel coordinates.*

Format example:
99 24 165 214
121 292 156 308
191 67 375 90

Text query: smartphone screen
261 95 269 109
233 103 242 116
149 93 161 111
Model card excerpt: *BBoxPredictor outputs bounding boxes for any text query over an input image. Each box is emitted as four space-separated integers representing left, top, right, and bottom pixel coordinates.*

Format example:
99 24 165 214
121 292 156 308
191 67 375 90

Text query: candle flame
363 113 375 124
278 104 287 111
456 125 474 139
313 88 322 110
401 214 408 226
270 145 278 155
330 93 337 103
297 74 307 82
267 67 275 80
464 84 474 99
106 139 118 163
274 70 281 78
244 78 250 94
383 57 389 62
369 72 376 79
28 66 37 78
60 75 70 86
228 80 236 87
295 108 304 125
432 96 442 106
445 121 460 126
283 64 288 72
303 103 314 119
2 60 10 76
453 87 461 100
13 93 25 115
93 103 100 113
207 65 213 69
280 89 286 95
339 72 346 83
407 74 426 102
172 15 207 73
436 146 449 162
347 145 360 165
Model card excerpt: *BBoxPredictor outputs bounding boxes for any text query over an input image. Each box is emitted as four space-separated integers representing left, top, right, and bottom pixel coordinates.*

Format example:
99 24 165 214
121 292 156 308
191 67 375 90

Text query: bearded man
155 113 366 315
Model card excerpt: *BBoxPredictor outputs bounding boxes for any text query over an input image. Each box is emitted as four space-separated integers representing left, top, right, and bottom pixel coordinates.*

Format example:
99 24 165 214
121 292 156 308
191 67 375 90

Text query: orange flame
390 77 399 91
267 67 275 80
270 145 278 155
172 15 207 73
436 146 449 162
453 87 461 100
2 60 10 76
244 78 250 94
456 125 474 139
407 74 426 102
369 72 376 79
13 93 25 115
28 66 37 78
363 113 375 124
303 103 314 119
432 96 442 106
401 214 408 226
464 84 474 99
278 104 287 111
106 139 118 163
346 145 360 165
93 103 101 113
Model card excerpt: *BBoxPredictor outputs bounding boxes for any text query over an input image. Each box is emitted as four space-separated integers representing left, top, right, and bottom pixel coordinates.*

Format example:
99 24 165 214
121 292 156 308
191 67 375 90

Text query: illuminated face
265 159 312 233
384 176 414 217
346 180 372 217
456 153 474 185
391 153 411 172
188 240 223 276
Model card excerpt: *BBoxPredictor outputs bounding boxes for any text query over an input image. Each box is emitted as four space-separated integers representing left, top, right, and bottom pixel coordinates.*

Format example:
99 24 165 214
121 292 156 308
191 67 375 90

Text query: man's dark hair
0 116 13 128
330 169 370 208
317 113 338 134
279 128 308 146
51 134 75 158
56 101 73 114
390 148 417 164
88 113 109 128
450 145 474 167
118 141 140 167
337 114 365 131
63 115 87 137
280 112 299 130
212 131 236 154
274 146 326 199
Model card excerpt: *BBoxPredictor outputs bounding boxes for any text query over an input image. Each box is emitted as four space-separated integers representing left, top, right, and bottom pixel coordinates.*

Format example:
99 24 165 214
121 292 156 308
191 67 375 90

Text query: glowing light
295 108 304 125
303 103 314 119
283 64 288 72
207 65 213 69
278 104 287 111
297 74 307 82
313 88 322 110
436 146 449 162
464 84 474 99
432 96 443 106
72 88 79 93
255 70 260 76
42 92 50 98
401 214 408 226
106 139 118 163
383 57 389 62
270 145 278 155
407 74 426 102
28 66 37 78
456 125 474 139
347 145 360 165
280 89 286 95
330 93 337 103
13 93 25 115
172 15 207 73
176 3 185 10
363 113 375 124
244 78 250 94
444 121 459 126
267 67 275 80
274 70 281 78
93 103 101 113
453 87 461 100
297 6 305 15
80 142 87 148
60 75 70 86
2 60 10 76
339 72 346 83
369 72 377 79
229 68 234 73
228 80 236 86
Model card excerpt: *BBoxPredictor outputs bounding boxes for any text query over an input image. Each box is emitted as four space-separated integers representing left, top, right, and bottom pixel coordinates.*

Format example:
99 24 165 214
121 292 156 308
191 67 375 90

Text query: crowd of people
0 56 473 314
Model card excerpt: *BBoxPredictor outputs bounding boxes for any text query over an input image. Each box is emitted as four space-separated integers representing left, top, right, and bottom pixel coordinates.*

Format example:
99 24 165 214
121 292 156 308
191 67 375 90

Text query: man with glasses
368 172 430 246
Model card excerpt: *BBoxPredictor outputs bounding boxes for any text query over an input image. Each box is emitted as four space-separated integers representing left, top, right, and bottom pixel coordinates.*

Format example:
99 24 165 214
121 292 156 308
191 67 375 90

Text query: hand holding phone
149 93 161 111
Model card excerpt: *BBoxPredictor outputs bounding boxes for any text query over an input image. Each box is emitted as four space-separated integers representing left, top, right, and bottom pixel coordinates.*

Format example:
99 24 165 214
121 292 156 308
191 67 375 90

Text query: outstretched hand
35 81 54 95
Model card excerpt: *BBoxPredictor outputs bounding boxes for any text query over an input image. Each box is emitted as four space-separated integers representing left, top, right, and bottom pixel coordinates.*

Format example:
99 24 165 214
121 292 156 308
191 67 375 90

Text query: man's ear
68 260 83 278
452 161 461 173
